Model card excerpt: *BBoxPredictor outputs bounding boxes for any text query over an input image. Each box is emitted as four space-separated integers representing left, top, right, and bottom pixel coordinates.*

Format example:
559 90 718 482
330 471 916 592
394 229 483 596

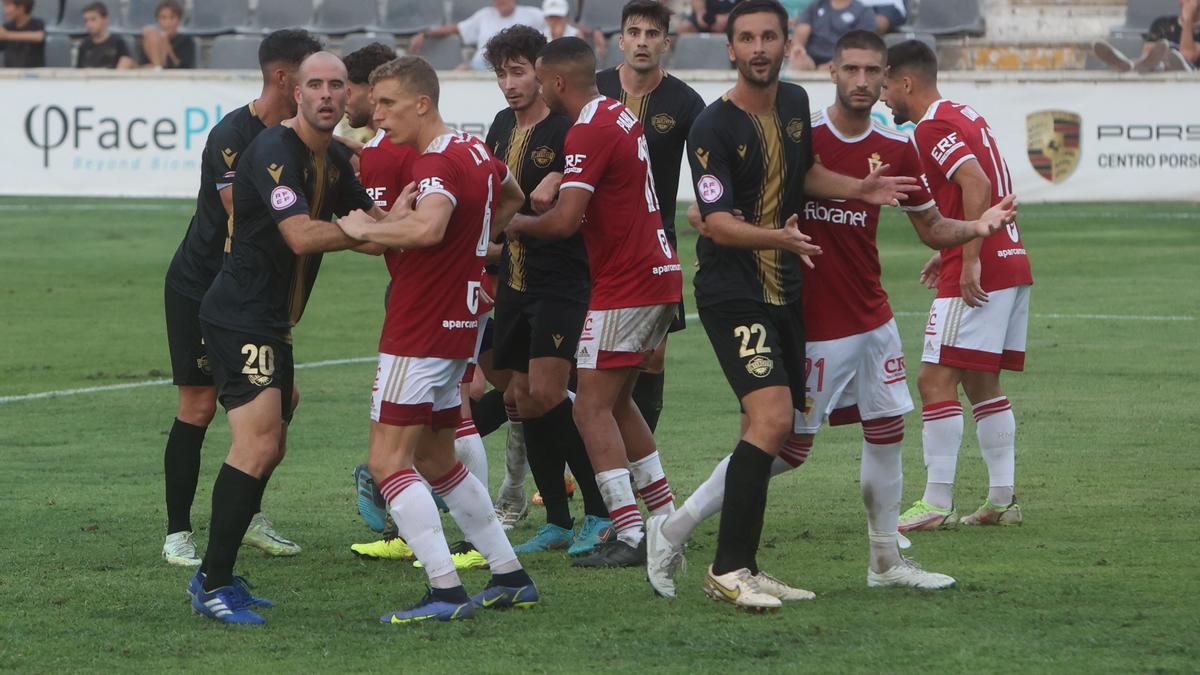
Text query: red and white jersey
380 131 509 359
912 99 1033 298
561 96 682 310
803 108 935 341
360 128 418 211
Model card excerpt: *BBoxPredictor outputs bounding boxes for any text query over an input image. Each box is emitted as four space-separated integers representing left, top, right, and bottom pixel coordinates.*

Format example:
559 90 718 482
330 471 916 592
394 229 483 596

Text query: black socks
200 463 264 591
470 388 508 437
632 371 666 433
164 418 206 534
712 441 775 576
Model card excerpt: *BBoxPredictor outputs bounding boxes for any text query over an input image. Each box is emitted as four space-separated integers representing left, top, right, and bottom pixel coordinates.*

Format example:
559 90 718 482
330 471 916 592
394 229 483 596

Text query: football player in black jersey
188 52 386 625
642 0 919 611
160 29 321 568
483 26 611 557
597 0 706 435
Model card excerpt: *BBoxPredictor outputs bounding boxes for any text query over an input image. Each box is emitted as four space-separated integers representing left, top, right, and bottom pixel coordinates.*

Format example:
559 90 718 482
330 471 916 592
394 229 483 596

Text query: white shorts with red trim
576 303 675 370
370 352 467 430
922 285 1031 373
794 319 914 435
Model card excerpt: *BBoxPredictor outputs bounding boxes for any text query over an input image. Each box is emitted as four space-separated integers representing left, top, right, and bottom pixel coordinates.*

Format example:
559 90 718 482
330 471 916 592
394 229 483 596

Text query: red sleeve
412 152 461 207
898 139 937 212
560 124 616 194
491 156 511 184
914 119 976 181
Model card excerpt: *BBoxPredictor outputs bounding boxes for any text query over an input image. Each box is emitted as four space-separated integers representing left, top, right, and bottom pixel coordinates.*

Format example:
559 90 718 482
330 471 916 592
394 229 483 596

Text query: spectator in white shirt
410 0 546 70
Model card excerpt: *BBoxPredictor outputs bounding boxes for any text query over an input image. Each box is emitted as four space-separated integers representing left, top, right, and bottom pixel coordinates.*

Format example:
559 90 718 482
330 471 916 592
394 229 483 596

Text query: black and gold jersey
485 107 588 301
597 66 705 246
166 102 266 301
687 82 815 308
198 125 373 339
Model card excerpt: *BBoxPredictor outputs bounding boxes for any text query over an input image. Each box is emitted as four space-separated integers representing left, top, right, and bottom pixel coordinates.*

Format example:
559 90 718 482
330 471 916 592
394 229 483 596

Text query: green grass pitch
0 198 1197 672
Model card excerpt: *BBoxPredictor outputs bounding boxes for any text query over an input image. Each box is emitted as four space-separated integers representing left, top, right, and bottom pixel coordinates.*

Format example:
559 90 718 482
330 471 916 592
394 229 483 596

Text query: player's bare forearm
686 203 710 237
702 211 786 250
343 196 453 249
279 216 364 255
1180 5 1199 61
507 187 589 240
492 176 526 240
352 242 386 256
907 197 1015 250
2 30 45 43
219 186 234 218
804 163 861 201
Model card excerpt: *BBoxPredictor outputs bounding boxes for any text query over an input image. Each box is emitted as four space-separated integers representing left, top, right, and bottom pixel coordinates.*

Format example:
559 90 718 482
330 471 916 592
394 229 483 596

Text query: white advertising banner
1 71 1197 202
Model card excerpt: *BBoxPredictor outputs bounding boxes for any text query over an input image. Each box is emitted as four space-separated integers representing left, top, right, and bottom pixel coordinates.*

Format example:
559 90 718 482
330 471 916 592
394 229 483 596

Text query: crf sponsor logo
804 201 867 227
931 133 965 165
564 154 586 175
366 186 387 203
883 356 906 384
417 176 444 194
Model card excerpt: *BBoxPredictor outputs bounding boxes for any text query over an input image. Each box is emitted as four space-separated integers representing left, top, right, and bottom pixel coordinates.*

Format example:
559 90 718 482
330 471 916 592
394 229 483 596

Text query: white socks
596 468 644 547
629 451 675 516
454 418 488 489
431 462 520 575
921 401 963 508
973 396 1016 505
497 404 527 505
381 469 458 588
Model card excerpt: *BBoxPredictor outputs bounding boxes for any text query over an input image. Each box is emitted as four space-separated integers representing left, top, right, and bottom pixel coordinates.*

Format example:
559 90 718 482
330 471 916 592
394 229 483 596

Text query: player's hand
919 252 941 289
778 213 822 268
337 209 373 240
960 257 988 307
975 194 1017 238
385 182 417 221
860 164 920 207
530 173 561 214
409 32 425 54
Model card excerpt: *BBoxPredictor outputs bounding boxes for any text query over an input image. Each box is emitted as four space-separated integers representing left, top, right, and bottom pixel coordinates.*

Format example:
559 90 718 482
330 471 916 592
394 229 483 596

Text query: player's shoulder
539 112 573 136
490 106 517 130
778 81 812 107
869 121 913 146
693 94 737 129
661 71 702 98
575 95 617 126
207 103 259 145
595 66 620 93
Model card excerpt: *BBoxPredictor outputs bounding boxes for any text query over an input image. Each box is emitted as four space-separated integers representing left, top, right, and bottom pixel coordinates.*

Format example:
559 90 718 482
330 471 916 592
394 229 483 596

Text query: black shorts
668 298 688 333
699 299 806 407
199 321 296 423
492 288 588 373
164 283 213 387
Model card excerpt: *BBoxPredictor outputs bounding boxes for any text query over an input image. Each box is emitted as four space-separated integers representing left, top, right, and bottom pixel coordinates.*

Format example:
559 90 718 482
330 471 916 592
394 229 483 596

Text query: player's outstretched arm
505 186 591 240
806 162 920 206
277 214 367 255
338 188 454 250
491 174 526 241
907 194 1017 250
701 210 822 264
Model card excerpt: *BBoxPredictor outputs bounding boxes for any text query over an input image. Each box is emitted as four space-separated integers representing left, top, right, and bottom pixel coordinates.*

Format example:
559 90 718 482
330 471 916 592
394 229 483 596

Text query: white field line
2 310 1194 405
0 203 189 212
0 356 375 405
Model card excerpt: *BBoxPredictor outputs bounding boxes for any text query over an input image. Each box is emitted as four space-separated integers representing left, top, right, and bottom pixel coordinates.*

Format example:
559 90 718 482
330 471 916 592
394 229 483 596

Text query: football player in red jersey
882 40 1034 532
650 30 1016 598
505 37 684 568
337 56 537 623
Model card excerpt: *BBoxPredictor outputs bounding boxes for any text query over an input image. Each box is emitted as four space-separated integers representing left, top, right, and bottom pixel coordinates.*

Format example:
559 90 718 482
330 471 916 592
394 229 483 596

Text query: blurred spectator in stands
859 0 905 34
78 2 136 69
676 0 742 34
410 0 545 71
0 0 46 68
543 0 607 58
1094 0 1198 73
140 0 195 69
789 0 874 70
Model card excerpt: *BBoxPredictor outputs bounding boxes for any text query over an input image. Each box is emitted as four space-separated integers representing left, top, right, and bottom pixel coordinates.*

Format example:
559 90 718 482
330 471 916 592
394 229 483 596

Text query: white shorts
922 285 1031 373
576 303 675 370
370 353 467 430
794 319 914 434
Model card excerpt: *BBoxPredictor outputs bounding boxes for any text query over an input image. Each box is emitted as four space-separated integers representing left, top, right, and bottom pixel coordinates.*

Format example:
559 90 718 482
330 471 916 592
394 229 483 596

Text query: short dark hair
484 24 547 71
886 39 938 82
344 42 397 84
155 0 182 19
258 29 322 70
82 1 108 17
370 56 441 106
725 0 789 42
834 29 886 60
7 0 34 13
621 0 671 33
537 35 596 76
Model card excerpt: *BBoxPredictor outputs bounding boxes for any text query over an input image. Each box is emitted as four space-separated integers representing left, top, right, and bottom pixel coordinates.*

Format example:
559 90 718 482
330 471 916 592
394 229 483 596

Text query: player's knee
747 409 793 450
917 368 955 403
526 381 564 418
177 389 217 426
